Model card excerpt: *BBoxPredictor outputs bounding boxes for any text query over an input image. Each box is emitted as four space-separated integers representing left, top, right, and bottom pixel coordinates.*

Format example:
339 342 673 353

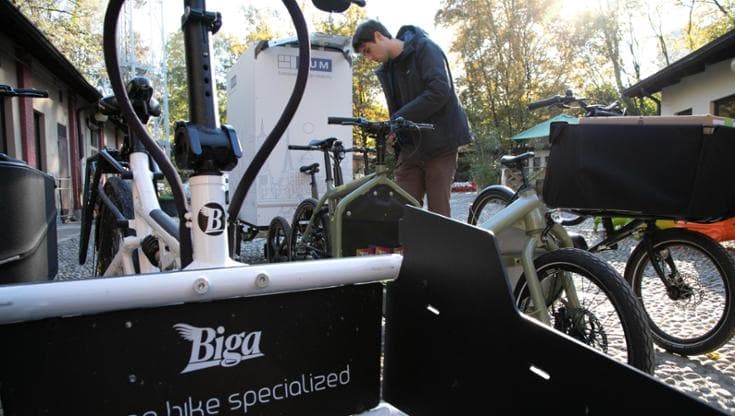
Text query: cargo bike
470 91 735 356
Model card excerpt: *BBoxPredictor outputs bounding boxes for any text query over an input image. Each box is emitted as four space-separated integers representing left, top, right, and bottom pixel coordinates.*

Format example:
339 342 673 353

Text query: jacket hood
395 25 428 57
376 25 428 74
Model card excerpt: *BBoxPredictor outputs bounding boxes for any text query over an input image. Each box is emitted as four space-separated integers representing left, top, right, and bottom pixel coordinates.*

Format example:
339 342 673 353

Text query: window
676 108 692 115
89 129 99 154
34 111 45 171
714 94 735 118
57 123 67 140
0 98 6 155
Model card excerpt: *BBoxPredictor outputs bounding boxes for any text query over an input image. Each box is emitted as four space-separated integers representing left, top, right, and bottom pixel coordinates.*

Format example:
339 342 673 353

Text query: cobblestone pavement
53 192 734 414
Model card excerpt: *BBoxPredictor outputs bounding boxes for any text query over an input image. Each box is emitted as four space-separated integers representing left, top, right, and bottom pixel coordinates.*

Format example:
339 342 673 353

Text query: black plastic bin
0 155 57 283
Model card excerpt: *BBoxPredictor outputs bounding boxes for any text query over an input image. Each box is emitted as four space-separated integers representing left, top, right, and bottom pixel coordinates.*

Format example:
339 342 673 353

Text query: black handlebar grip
328 116 360 125
527 96 562 110
288 145 314 150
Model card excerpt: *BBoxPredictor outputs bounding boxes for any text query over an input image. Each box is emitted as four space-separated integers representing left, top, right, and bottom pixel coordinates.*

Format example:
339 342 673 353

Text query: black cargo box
543 123 735 221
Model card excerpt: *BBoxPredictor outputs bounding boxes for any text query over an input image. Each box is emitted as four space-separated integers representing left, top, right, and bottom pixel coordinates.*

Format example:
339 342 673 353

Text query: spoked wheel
95 176 136 276
515 248 655 374
265 216 291 262
625 228 735 355
467 185 514 225
290 198 330 260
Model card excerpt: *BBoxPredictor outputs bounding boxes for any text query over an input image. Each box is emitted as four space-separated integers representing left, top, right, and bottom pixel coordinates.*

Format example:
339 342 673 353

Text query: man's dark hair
352 19 392 51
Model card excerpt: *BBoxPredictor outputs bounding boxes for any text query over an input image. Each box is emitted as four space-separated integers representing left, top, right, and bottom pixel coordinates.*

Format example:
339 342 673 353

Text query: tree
437 0 576 151
213 33 246 122
12 0 107 90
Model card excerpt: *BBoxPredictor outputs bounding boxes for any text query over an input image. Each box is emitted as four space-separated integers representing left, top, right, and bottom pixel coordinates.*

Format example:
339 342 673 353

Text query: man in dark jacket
352 19 472 217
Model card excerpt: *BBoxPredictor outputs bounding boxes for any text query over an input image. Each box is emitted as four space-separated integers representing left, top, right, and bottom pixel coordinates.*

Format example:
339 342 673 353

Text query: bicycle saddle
308 137 339 149
500 152 534 168
300 162 320 174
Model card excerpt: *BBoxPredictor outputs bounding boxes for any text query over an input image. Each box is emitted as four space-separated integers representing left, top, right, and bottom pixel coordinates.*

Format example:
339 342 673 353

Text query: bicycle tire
265 216 291 263
290 198 330 260
95 176 135 276
467 185 514 225
515 248 655 374
625 228 735 355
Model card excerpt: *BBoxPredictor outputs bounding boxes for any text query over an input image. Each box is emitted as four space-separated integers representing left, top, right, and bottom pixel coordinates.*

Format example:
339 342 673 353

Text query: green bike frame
478 187 577 324
299 164 420 258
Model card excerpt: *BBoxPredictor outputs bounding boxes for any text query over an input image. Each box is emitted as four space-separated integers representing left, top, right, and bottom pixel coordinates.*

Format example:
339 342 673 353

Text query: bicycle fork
519 222 581 325
642 230 692 300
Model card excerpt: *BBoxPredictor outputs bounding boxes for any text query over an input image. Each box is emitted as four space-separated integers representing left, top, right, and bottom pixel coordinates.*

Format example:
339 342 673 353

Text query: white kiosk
226 33 353 229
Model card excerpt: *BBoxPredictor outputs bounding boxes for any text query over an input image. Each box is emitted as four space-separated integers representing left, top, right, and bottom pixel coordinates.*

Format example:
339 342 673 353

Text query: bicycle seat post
309 171 319 199
322 145 335 190
172 0 242 268
331 141 345 187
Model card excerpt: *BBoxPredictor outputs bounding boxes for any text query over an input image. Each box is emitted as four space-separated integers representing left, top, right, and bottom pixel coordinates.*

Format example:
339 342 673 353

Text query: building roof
511 114 579 141
0 0 100 103
623 28 735 98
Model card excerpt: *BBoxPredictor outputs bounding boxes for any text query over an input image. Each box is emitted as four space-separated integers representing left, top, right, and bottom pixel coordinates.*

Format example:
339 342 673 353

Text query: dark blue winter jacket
375 26 473 160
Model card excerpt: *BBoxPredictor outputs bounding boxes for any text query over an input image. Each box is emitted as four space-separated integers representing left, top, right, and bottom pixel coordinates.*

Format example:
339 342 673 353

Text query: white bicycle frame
102 152 239 276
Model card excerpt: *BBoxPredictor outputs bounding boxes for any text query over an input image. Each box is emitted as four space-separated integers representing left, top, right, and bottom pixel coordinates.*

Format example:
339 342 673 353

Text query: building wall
0 31 102 217
0 33 21 157
661 59 735 115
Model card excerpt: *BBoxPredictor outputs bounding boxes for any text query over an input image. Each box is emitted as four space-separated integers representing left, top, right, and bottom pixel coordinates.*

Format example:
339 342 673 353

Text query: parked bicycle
265 137 373 262
79 0 358 276
268 117 429 262
467 152 654 373
498 90 735 356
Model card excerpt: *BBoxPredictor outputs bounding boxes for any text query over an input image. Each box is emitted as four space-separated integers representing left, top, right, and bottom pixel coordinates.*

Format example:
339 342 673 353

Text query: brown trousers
395 149 458 217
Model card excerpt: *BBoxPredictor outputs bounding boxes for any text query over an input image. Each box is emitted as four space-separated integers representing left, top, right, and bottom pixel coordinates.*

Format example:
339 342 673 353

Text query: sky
137 1 452 60
132 0 693 83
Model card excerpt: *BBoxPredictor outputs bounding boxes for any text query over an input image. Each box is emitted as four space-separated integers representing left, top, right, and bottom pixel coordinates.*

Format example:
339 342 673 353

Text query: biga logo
197 203 225 236
174 323 264 374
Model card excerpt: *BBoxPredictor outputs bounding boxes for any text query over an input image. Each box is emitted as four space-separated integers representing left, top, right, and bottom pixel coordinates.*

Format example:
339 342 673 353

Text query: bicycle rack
0 208 724 415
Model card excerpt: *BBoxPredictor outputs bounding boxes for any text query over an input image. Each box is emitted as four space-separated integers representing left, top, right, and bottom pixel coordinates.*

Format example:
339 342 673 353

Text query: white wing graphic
173 323 201 341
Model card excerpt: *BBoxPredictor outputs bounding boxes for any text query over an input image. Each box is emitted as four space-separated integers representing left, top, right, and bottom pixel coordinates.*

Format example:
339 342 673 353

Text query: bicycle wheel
625 228 735 355
290 198 330 260
95 176 135 276
515 248 655 374
467 185 514 225
265 216 291 263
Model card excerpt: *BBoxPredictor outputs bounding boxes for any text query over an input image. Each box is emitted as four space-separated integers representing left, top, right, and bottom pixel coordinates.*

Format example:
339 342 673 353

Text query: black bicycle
493 91 735 356
264 137 371 262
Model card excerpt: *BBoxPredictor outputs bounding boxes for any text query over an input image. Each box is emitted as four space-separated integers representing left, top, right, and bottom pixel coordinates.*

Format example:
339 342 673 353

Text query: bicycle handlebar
527 95 565 110
288 144 319 151
0 85 49 98
328 116 434 133
345 147 375 153
527 90 625 116
327 116 359 125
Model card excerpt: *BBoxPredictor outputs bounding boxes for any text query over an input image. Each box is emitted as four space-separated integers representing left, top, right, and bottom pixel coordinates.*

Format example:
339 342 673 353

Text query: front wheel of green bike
290 198 330 260
515 248 655 374
265 216 291 263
